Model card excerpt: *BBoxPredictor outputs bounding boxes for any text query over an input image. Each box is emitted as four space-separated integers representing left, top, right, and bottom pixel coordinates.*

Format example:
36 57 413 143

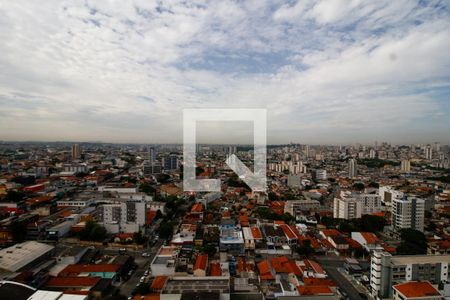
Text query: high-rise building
163 153 178 170
369 149 376 159
400 159 411 173
149 146 156 162
334 196 362 219
71 144 81 160
392 196 425 232
425 145 432 160
304 145 309 158
314 169 327 180
333 192 382 219
102 200 146 233
370 251 449 299
348 158 357 178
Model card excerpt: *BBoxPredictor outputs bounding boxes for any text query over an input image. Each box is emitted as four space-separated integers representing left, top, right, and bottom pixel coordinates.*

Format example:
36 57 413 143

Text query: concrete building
392 281 443 300
333 192 382 219
370 251 450 299
392 197 425 232
314 169 327 180
348 158 357 178
101 200 146 233
334 196 362 219
71 144 81 160
0 241 54 272
401 160 411 173
163 153 178 171
379 186 403 207
284 199 320 215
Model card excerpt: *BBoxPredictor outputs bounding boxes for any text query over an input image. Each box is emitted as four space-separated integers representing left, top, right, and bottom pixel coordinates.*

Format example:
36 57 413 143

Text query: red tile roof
257 260 274 280
46 276 101 287
394 281 441 298
151 276 168 290
360 232 379 244
251 227 262 239
191 203 203 213
280 224 297 240
297 285 334 296
303 278 336 286
59 264 120 276
209 262 222 276
321 229 341 237
194 254 208 271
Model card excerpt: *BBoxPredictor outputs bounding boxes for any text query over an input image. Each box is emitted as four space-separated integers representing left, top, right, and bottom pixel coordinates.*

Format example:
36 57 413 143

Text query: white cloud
0 0 449 144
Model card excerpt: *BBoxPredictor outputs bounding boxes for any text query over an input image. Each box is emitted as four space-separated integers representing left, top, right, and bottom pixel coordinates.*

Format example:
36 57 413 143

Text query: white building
392 197 425 232
378 186 403 207
314 169 327 180
348 158 357 178
333 192 382 219
400 160 411 173
370 251 449 299
102 200 146 233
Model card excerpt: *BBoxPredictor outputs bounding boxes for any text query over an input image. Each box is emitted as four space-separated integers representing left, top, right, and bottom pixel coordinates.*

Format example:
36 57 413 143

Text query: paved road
120 240 163 297
316 257 364 300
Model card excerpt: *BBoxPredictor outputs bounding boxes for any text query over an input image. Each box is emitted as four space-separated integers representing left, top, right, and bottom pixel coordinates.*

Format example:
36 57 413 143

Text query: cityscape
1 1 450 300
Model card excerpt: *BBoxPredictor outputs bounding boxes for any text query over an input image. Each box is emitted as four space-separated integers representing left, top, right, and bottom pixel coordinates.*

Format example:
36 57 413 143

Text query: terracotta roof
194 254 208 271
251 227 262 239
393 281 441 298
209 262 222 276
59 264 120 276
257 260 274 280
297 285 334 296
151 276 168 290
321 229 341 237
303 278 336 286
133 295 161 300
280 224 297 240
304 260 325 275
191 203 203 213
46 276 101 287
360 232 379 244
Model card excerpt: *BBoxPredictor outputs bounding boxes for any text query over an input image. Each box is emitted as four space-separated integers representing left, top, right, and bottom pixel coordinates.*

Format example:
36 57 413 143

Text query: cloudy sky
0 0 449 145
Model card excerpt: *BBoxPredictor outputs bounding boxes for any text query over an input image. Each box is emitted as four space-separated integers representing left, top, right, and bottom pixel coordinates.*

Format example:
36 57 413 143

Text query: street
316 256 366 300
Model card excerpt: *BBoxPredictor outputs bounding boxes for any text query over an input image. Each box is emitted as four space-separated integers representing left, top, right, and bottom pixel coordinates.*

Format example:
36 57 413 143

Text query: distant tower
369 149 376 159
348 158 357 178
425 145 432 160
304 145 310 158
400 159 411 173
149 146 156 162
71 144 81 160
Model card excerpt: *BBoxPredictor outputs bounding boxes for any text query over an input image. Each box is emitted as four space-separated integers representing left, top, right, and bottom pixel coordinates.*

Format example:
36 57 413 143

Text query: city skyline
1 1 449 144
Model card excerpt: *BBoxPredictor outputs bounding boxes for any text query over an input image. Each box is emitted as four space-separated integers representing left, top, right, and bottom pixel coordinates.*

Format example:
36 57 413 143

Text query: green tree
202 244 217 257
3 190 25 202
397 229 427 255
158 222 174 239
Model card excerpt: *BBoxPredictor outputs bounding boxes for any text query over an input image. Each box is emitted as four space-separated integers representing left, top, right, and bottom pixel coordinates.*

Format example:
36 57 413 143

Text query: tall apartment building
400 159 411 173
348 158 357 178
102 200 146 233
314 169 327 180
392 197 425 232
163 153 178 170
379 186 403 207
71 144 81 160
334 196 361 219
425 145 433 160
148 146 156 162
370 251 450 299
333 192 382 219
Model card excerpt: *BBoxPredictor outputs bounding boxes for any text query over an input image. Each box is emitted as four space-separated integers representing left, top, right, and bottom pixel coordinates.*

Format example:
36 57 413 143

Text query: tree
10 221 27 242
353 182 365 191
80 220 107 242
297 239 314 256
397 229 427 255
202 244 217 257
2 190 25 202
158 222 174 239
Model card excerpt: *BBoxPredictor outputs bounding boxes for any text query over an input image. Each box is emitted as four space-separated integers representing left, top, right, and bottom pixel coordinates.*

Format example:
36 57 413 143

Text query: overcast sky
0 0 449 145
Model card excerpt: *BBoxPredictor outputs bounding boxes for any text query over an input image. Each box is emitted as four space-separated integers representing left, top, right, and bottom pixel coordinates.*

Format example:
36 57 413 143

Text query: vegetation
1 190 26 202
396 229 427 255
320 215 386 232
79 220 107 241
357 158 400 168
254 207 295 223
202 244 217 257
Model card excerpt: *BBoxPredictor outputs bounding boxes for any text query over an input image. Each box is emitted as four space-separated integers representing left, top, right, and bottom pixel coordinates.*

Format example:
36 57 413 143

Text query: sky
0 0 449 145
